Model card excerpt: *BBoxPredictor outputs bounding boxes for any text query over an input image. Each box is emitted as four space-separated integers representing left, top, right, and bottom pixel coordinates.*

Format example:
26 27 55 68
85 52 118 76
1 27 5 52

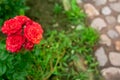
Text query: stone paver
105 16 116 25
101 67 120 80
109 52 120 66
117 15 120 23
100 34 111 46
115 41 120 51
78 0 120 79
107 30 119 39
91 18 107 31
84 3 99 18
115 25 120 34
95 47 108 66
101 6 111 15
109 0 117 2
94 0 107 6
110 2 120 12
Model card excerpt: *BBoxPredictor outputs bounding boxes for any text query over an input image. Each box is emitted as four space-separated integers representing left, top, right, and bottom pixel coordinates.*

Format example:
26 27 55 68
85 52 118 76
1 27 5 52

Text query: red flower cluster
1 16 43 53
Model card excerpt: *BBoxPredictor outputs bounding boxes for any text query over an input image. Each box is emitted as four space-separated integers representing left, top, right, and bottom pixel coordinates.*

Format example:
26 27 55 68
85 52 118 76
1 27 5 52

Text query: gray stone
93 0 107 6
95 47 108 66
117 15 120 23
115 25 120 34
100 34 111 46
107 30 119 39
101 6 111 15
101 67 120 80
109 0 116 2
91 18 106 31
109 52 120 66
110 2 120 12
105 16 116 25
84 3 99 18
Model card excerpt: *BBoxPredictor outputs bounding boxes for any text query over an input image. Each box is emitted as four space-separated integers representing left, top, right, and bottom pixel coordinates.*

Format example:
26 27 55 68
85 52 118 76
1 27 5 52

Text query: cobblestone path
77 0 120 80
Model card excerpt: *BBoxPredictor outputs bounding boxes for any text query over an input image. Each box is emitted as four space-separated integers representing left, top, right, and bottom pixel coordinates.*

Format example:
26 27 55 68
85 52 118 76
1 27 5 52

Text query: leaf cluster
0 40 32 80
0 0 28 26
64 0 86 25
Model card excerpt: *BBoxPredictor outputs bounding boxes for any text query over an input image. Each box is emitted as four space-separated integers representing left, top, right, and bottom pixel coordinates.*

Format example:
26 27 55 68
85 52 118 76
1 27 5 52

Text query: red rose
6 35 25 52
24 21 43 44
24 40 34 50
14 15 31 25
1 19 22 35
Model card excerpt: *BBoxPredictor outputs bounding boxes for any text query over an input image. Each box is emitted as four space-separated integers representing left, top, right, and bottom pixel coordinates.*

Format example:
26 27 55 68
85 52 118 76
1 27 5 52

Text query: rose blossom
1 15 44 53
14 15 31 25
24 40 34 50
6 35 25 52
1 18 22 35
24 21 43 44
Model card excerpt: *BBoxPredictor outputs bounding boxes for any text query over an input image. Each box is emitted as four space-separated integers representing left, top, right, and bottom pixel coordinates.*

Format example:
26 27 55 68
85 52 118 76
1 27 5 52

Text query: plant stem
43 50 66 80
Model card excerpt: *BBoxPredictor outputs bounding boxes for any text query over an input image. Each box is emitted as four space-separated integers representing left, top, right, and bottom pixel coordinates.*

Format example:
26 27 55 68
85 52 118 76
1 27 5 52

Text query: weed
63 0 86 25
53 3 62 15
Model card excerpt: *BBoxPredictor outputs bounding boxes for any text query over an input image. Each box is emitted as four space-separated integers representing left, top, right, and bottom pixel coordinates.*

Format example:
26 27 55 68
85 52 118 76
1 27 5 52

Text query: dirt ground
26 0 71 31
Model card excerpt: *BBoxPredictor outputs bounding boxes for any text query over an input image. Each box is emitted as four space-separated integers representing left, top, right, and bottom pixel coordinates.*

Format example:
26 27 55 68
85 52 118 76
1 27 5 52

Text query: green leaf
13 72 26 80
0 52 9 61
0 63 6 76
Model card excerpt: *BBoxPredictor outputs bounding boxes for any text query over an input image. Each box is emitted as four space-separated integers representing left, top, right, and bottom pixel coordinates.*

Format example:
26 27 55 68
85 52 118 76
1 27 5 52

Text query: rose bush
1 15 43 53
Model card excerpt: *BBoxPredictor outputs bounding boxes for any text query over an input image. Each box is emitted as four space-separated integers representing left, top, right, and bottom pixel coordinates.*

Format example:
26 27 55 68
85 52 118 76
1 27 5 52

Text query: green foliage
0 0 28 26
0 40 32 80
53 3 62 14
28 27 99 80
71 27 99 54
64 0 86 25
